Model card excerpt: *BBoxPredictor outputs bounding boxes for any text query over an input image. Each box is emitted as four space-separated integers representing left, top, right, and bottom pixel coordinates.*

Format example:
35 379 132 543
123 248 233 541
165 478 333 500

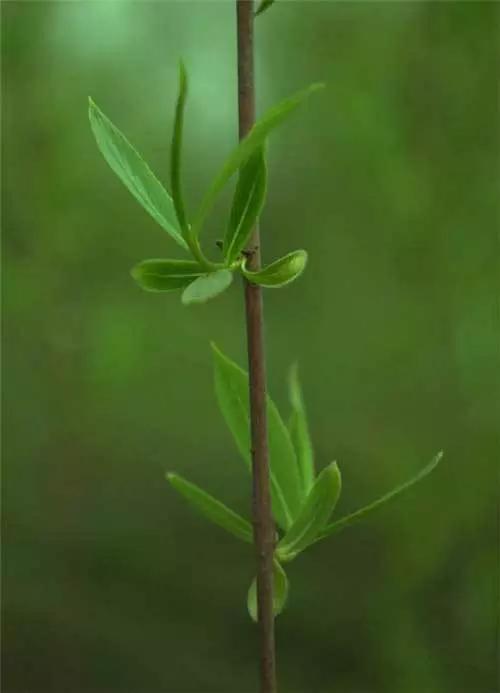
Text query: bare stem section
236 2 277 692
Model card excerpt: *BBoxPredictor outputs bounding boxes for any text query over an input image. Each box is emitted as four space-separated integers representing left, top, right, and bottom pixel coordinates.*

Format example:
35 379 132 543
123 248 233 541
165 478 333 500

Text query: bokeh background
2 2 498 692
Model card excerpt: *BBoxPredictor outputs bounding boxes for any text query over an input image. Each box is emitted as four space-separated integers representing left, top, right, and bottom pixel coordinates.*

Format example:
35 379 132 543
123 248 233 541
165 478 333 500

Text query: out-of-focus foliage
2 2 497 692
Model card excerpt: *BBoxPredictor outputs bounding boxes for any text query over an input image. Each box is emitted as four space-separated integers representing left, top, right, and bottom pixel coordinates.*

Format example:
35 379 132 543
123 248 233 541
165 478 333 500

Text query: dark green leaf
88 98 187 249
167 472 253 543
212 343 304 530
193 83 324 236
170 61 190 239
317 452 444 541
224 147 267 264
277 462 341 561
255 0 275 17
288 363 315 493
247 560 289 623
181 269 233 305
241 250 307 287
131 258 205 292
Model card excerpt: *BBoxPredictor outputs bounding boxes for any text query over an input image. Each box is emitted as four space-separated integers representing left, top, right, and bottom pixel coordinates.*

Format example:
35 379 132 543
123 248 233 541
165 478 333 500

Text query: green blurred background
2 2 498 692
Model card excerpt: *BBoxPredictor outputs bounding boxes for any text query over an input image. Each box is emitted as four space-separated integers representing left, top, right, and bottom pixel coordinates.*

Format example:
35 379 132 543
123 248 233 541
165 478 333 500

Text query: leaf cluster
88 60 443 622
89 65 321 305
167 345 443 620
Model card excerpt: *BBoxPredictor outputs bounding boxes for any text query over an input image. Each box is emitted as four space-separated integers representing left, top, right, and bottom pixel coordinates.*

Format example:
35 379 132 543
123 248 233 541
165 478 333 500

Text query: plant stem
236 2 277 692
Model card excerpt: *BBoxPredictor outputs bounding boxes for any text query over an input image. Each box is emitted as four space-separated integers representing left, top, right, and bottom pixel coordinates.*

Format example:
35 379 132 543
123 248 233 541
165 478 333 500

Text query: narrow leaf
181 269 233 305
170 61 189 239
131 258 205 292
256 0 275 17
241 250 307 287
167 472 253 543
277 462 341 561
317 451 444 542
88 98 187 249
224 147 267 264
288 363 315 493
247 560 289 623
212 343 304 530
193 83 324 236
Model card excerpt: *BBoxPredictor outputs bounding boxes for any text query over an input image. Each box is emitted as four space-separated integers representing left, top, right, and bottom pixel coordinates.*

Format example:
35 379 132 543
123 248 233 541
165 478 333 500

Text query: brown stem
236 2 277 692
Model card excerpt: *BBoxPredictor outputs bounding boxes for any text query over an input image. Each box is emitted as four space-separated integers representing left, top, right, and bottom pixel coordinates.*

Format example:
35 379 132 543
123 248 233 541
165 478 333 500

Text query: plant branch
236 2 276 692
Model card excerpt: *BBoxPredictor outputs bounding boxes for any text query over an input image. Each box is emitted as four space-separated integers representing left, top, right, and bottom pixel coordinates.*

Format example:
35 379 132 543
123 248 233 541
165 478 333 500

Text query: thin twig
236 2 277 692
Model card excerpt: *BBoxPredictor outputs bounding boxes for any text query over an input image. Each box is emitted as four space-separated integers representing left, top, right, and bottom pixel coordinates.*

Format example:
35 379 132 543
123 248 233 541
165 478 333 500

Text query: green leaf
277 462 341 561
255 0 275 17
224 147 267 264
317 451 443 542
170 61 189 240
181 269 233 305
288 363 315 493
193 83 324 236
212 343 304 530
241 250 307 287
131 258 205 292
247 560 289 623
167 472 253 543
88 98 187 250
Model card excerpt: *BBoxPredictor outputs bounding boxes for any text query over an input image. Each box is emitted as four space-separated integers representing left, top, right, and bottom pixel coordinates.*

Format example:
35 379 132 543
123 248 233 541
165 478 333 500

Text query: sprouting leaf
88 98 187 250
131 258 205 292
241 250 307 287
224 147 267 264
316 452 444 542
193 83 324 236
288 363 315 493
181 269 233 305
255 0 275 17
170 61 190 240
247 560 289 623
212 344 304 530
167 472 253 543
277 462 341 562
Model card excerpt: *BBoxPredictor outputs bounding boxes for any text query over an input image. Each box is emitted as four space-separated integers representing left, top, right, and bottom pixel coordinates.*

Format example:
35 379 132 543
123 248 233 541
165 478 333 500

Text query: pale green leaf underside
193 83 324 236
211 343 304 530
242 250 307 288
224 147 267 264
278 462 341 561
247 560 289 623
88 98 187 250
288 363 315 493
181 269 233 305
317 451 444 542
131 258 205 292
167 472 253 543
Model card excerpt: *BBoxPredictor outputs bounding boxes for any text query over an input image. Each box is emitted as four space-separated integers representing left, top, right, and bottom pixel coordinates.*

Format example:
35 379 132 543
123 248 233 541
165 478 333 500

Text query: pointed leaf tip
167 472 253 543
88 99 187 248
193 82 325 235
317 451 444 542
